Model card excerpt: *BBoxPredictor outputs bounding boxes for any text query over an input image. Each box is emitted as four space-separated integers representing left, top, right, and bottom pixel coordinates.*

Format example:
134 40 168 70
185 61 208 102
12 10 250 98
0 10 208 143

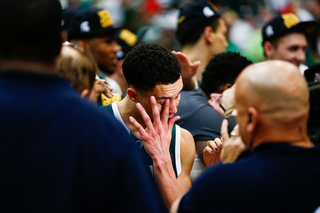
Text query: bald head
236 60 309 126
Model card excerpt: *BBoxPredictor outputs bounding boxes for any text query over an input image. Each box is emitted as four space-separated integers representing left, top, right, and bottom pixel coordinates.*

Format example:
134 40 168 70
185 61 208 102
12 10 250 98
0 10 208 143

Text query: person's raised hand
129 96 180 159
88 79 113 103
172 51 200 80
203 138 223 167
220 120 246 163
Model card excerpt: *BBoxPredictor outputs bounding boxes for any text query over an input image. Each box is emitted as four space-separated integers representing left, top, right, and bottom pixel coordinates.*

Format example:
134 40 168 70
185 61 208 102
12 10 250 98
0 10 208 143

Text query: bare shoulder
180 127 194 147
177 126 194 190
179 127 195 159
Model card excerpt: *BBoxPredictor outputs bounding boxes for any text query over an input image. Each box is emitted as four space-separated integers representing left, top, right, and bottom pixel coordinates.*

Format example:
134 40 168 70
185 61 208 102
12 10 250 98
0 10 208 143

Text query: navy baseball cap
68 8 117 41
262 13 319 44
61 8 78 30
116 29 146 60
177 1 221 37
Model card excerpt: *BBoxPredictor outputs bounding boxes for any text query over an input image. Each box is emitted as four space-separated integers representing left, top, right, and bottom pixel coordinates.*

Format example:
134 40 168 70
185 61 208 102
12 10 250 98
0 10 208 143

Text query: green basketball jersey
102 102 181 177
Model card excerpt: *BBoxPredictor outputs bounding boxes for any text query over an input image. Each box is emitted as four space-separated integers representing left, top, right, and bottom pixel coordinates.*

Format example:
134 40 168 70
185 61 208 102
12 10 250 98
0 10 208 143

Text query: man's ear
116 59 124 76
80 89 90 98
247 107 258 134
263 41 275 59
127 87 139 102
223 83 232 91
78 39 91 50
203 26 214 44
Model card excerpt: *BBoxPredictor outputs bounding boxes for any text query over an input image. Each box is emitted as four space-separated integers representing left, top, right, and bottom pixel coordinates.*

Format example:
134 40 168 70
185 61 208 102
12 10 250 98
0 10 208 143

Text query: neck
182 41 212 81
0 59 55 74
251 125 314 149
117 96 147 136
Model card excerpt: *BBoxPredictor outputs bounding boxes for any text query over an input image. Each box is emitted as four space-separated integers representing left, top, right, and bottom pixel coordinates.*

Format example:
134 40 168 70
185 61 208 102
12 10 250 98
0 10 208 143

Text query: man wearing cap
171 60 320 213
68 8 122 105
174 0 229 182
175 0 228 90
262 13 319 74
109 29 143 96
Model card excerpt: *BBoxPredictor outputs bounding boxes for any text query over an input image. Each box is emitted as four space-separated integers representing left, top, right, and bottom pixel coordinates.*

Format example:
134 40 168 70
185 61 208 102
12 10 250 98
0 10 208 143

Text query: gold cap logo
97 10 113 28
281 13 300 29
119 29 137 46
178 16 186 24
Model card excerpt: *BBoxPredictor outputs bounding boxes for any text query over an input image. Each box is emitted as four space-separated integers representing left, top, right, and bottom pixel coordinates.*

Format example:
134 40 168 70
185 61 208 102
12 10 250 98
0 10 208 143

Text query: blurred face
268 33 307 68
211 19 228 57
85 32 121 75
138 77 183 121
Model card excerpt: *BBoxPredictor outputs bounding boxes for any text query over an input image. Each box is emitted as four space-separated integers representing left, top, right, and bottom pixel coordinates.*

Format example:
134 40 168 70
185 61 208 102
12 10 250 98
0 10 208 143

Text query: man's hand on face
129 96 180 159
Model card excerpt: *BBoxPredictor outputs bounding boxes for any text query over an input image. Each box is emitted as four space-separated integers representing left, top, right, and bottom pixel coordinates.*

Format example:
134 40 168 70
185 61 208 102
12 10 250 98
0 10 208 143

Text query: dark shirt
0 70 167 213
178 143 320 213
176 89 223 142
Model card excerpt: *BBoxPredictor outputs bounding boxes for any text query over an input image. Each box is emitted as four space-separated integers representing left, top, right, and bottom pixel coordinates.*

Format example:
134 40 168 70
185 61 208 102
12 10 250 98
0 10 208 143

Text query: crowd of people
1 0 320 212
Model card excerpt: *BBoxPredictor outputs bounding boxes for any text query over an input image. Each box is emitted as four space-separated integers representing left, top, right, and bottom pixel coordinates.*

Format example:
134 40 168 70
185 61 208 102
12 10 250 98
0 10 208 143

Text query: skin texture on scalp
235 60 311 148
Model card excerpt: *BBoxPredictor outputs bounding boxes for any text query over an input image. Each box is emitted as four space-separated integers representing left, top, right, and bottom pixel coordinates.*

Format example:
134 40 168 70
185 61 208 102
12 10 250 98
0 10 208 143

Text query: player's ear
223 83 232 91
80 89 89 98
263 41 275 59
247 107 258 134
78 39 90 50
127 87 139 102
203 26 214 44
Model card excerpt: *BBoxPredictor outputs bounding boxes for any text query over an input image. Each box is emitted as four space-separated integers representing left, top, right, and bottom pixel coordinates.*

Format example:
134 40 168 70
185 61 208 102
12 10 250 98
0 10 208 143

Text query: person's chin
99 66 115 75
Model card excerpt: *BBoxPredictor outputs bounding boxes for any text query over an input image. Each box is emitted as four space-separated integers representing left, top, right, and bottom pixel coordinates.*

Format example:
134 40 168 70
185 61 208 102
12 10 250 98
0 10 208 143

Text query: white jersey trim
111 102 130 134
175 125 181 176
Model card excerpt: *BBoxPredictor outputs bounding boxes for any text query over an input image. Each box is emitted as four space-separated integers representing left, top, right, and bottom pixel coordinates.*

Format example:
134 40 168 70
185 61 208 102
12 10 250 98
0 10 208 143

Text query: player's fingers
213 138 223 148
160 99 170 127
221 119 230 142
207 140 220 152
150 96 161 127
136 103 154 131
204 145 213 154
129 116 147 136
168 115 180 131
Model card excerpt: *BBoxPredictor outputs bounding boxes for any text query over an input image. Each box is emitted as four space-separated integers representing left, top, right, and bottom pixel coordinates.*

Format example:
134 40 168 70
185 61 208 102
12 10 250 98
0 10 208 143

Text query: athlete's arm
129 97 194 209
177 127 194 192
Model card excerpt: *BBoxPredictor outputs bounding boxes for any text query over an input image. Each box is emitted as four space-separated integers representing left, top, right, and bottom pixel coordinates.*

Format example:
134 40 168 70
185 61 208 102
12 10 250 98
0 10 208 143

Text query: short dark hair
201 52 252 97
0 0 62 64
122 43 181 93
175 18 221 47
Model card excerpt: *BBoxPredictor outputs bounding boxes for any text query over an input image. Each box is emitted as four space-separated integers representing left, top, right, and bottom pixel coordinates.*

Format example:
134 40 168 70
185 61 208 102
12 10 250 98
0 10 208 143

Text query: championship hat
262 13 319 44
116 29 146 60
61 8 78 30
68 8 117 41
176 1 221 40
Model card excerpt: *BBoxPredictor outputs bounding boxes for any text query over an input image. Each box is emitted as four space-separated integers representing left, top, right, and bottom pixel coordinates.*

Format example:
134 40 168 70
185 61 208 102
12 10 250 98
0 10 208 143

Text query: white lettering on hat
203 6 215 18
117 51 124 59
80 21 90 33
265 25 274 37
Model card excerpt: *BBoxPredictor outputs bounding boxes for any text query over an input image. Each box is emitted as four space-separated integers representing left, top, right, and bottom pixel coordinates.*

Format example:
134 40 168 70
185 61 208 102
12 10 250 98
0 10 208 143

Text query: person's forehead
151 78 183 98
277 32 307 47
217 19 227 31
88 32 117 42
